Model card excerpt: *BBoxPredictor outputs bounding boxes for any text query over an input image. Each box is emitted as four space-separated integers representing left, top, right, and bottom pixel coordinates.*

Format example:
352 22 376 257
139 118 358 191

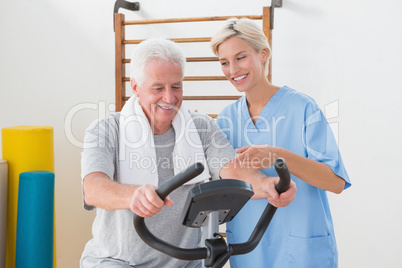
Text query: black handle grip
133 163 208 260
274 158 291 194
231 157 291 256
156 162 204 200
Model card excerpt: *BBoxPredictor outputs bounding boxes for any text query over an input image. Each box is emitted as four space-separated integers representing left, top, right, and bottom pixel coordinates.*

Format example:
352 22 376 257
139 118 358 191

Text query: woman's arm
219 160 297 207
277 147 345 194
233 145 345 194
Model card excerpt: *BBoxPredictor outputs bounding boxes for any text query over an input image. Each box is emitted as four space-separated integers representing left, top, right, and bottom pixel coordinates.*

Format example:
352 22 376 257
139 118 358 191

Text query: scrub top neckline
241 86 289 131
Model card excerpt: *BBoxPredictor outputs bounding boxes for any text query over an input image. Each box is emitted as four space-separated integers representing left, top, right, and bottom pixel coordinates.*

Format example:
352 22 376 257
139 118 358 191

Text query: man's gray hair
130 38 186 86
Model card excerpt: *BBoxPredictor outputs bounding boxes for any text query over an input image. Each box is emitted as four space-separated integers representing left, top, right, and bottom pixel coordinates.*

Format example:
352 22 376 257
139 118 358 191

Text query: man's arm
83 172 173 217
219 160 297 208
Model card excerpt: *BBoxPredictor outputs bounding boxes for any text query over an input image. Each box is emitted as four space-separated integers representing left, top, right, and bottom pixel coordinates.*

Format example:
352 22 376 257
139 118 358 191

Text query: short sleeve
81 113 120 210
303 103 351 189
191 113 236 180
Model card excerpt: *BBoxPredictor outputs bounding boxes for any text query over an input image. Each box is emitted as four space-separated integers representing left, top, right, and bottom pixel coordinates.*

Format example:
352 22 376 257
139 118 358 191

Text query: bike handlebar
155 162 205 200
274 158 291 194
133 163 208 260
230 157 290 255
133 158 291 261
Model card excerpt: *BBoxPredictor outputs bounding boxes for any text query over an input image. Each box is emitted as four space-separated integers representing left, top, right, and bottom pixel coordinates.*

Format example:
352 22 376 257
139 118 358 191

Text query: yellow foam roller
2 126 55 268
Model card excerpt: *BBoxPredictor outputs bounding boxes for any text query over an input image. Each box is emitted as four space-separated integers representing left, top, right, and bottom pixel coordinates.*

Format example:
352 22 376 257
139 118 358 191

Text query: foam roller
1 126 54 268
0 160 8 268
16 171 54 268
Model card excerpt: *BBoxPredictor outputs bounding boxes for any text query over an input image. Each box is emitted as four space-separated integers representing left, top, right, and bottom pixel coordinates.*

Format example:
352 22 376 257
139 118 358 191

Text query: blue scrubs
217 86 351 268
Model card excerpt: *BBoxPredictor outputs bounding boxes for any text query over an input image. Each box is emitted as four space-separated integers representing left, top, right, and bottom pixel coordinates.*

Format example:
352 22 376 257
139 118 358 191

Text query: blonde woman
211 18 351 268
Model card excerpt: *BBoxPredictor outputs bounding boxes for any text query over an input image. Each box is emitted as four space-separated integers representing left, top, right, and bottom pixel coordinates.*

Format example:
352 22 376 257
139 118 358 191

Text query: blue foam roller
16 171 54 268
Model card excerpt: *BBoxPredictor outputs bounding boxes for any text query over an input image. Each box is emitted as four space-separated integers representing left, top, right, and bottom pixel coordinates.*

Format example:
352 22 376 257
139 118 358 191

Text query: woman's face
217 37 268 93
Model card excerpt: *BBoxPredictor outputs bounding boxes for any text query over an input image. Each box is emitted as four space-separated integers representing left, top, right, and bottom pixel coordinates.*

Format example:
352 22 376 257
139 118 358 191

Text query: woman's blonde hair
211 18 271 75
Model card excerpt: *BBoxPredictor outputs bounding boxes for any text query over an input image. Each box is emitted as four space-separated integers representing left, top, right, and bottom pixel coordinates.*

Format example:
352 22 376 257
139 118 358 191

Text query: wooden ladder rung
122 96 240 101
123 15 263 25
123 57 219 64
183 96 240 100
123 76 227 82
123 37 211 45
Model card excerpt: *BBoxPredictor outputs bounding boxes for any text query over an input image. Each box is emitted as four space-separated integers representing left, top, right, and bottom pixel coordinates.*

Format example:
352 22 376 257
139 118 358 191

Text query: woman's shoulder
281 86 316 104
218 95 245 117
280 86 320 112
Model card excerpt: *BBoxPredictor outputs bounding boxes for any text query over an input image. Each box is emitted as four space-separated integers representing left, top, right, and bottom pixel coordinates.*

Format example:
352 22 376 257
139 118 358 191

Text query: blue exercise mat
16 171 54 268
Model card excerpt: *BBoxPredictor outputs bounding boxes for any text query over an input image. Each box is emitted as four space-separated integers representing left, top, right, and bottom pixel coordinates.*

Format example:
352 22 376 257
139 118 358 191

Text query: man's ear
131 79 140 97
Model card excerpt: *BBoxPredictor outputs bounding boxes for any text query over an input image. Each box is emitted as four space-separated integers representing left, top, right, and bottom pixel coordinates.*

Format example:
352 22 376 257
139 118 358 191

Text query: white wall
1 0 401 267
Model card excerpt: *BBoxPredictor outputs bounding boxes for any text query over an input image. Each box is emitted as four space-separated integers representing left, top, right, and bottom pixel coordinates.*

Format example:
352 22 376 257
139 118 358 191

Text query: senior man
80 38 296 268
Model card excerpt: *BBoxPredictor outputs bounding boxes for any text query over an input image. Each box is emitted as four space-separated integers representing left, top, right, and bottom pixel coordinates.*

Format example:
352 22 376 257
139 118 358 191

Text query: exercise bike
134 158 291 268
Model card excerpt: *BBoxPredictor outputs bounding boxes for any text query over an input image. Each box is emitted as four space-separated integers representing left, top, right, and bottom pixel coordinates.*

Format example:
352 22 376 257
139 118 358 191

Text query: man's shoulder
85 112 121 141
188 111 223 144
189 111 216 129
87 112 120 129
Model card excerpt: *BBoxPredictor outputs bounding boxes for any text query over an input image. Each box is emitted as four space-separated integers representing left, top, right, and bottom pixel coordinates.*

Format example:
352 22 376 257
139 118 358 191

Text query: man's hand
129 184 174 217
255 176 297 207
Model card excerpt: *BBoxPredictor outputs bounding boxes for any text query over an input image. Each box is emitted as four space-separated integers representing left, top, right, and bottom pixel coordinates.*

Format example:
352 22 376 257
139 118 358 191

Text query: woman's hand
233 144 278 170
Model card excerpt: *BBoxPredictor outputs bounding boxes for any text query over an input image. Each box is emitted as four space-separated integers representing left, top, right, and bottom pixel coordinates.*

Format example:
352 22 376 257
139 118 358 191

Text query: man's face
132 59 183 135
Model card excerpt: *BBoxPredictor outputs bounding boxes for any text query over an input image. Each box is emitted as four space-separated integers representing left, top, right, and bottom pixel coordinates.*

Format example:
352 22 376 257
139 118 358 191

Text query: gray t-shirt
80 112 235 267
